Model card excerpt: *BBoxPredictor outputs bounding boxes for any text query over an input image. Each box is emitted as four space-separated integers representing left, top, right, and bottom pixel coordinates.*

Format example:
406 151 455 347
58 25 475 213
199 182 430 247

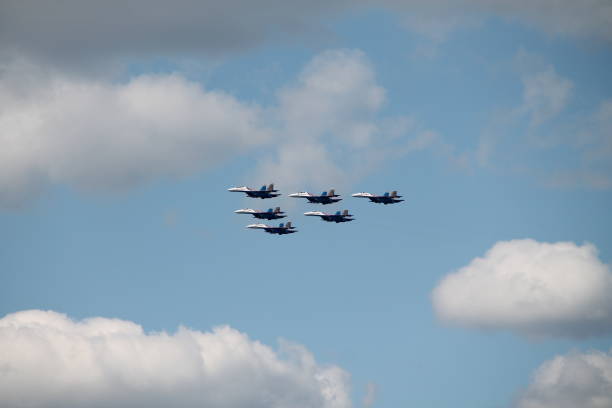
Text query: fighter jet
289 189 341 204
247 221 297 235
304 209 354 223
352 191 403 204
228 184 280 199
234 207 286 220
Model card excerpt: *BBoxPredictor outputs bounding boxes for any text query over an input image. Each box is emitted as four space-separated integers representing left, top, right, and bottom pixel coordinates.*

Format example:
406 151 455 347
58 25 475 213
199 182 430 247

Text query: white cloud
255 49 438 192
520 67 573 127
0 64 271 207
516 348 612 408
277 49 385 145
432 239 612 339
0 309 351 408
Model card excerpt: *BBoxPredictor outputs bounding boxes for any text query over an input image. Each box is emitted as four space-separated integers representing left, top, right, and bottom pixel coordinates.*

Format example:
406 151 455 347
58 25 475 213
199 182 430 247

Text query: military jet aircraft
352 191 403 204
228 184 280 199
304 209 354 223
247 221 297 235
289 189 341 204
234 207 286 220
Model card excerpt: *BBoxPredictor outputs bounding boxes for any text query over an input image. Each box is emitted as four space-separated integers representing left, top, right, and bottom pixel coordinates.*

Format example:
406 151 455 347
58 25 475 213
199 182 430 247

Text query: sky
1 1 612 407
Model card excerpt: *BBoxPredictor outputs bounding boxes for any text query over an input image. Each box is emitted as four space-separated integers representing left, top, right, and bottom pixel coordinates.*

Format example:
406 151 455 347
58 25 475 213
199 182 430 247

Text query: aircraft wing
235 208 258 214
228 186 252 192
289 192 314 198
246 223 270 229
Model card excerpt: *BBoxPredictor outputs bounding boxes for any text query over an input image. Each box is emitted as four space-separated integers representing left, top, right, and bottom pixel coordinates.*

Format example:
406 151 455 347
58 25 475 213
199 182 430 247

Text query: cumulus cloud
516 348 612 408
0 309 351 408
0 64 271 207
432 239 612 338
255 49 437 192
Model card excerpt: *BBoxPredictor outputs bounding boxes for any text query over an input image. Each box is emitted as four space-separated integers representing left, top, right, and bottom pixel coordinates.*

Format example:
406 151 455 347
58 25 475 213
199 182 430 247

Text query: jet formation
228 185 402 235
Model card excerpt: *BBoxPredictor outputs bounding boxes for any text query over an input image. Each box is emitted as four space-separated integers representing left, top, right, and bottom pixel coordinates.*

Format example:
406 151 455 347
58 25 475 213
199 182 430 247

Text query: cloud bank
0 0 349 67
0 65 270 207
0 50 435 208
517 348 612 408
432 239 612 338
0 309 351 408
1 0 610 69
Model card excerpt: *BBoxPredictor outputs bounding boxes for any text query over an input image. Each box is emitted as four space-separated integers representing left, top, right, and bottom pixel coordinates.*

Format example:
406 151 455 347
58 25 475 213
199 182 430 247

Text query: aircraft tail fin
279 222 284 228
267 208 273 212
275 207 281 213
383 192 390 197
268 184 274 191
285 221 292 229
335 210 341 215
343 209 349 216
329 189 335 196
260 185 267 191
321 191 328 196
391 190 398 197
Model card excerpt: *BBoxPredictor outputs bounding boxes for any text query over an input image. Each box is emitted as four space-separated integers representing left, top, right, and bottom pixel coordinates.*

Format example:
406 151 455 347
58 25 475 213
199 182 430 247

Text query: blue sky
1 2 612 407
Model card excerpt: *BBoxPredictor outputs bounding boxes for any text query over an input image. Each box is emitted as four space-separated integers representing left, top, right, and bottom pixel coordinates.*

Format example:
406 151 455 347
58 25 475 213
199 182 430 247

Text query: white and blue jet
352 191 403 205
227 184 280 199
228 184 280 199
304 209 354 223
289 189 341 204
247 221 297 235
234 207 286 220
